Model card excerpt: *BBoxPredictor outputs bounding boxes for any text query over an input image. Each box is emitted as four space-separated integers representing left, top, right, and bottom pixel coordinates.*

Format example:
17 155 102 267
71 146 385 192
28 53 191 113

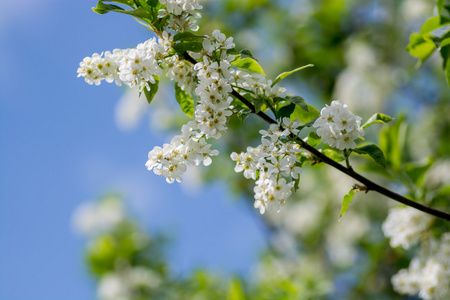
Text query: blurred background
1 0 449 299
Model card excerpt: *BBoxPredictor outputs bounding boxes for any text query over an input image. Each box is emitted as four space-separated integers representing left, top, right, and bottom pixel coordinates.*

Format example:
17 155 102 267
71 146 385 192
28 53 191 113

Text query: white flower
77 38 167 91
72 197 125 236
98 267 161 300
313 100 364 150
232 119 302 214
382 206 434 249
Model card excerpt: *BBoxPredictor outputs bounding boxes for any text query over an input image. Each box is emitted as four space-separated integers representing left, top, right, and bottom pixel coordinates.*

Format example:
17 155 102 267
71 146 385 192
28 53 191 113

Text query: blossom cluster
77 37 169 91
382 207 450 299
313 100 364 150
391 233 450 300
72 196 125 236
231 118 303 214
158 0 203 32
98 266 162 300
382 206 434 249
145 30 236 183
145 121 220 183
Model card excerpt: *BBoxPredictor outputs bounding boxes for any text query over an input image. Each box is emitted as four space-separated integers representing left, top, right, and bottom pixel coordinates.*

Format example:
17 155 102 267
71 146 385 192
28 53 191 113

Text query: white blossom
313 100 364 150
232 119 302 214
77 37 168 91
72 197 125 236
389 228 450 300
382 206 434 249
98 267 161 300
158 0 203 31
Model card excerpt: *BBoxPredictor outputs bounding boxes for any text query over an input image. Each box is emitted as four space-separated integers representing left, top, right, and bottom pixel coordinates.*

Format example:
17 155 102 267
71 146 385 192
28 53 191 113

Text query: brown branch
181 51 450 221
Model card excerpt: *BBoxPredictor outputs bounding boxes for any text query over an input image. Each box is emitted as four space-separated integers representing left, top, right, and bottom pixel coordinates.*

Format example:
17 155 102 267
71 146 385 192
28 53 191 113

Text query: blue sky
0 1 265 299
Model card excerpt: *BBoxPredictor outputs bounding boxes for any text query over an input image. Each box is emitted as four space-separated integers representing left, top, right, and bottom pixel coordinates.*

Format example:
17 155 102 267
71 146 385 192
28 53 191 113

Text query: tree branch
182 51 450 221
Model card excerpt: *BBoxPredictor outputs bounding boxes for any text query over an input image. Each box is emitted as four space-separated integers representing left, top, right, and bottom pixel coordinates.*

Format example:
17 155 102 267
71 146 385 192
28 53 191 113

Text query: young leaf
231 57 265 75
352 144 386 168
173 32 206 42
174 82 194 118
172 41 203 54
438 0 445 13
406 33 436 63
290 104 319 123
340 188 356 218
277 103 296 120
142 76 159 104
362 113 393 129
271 64 314 87
106 0 135 7
379 116 406 172
404 157 434 187
239 49 256 60
92 1 152 20
137 0 163 11
307 131 321 147
419 16 441 34
286 96 309 112
440 37 450 69
322 149 344 163
227 279 246 300
446 57 450 88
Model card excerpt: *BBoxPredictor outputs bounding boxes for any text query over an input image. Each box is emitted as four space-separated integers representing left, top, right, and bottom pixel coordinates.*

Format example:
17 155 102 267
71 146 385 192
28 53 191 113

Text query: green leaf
227 279 246 300
340 189 356 218
106 0 135 7
362 113 393 129
404 157 434 186
92 1 152 20
174 82 194 118
419 16 441 34
231 57 265 75
286 96 308 112
322 149 344 163
290 104 320 123
418 15 450 38
406 33 436 62
438 0 445 13
307 131 321 147
277 103 296 120
172 41 203 54
440 37 450 67
352 144 386 168
173 32 206 42
142 76 159 104
446 56 450 87
239 49 256 60
271 64 314 87
93 1 124 14
438 185 450 196
293 176 300 191
379 116 406 172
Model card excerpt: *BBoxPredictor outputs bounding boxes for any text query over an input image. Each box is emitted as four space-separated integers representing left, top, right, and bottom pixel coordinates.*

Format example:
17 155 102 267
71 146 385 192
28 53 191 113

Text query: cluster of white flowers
72 197 125 236
231 118 303 214
98 266 162 300
146 30 236 183
77 36 170 91
158 0 202 32
382 206 434 249
313 100 364 150
146 121 220 183
164 56 196 93
391 233 450 300
382 207 450 299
